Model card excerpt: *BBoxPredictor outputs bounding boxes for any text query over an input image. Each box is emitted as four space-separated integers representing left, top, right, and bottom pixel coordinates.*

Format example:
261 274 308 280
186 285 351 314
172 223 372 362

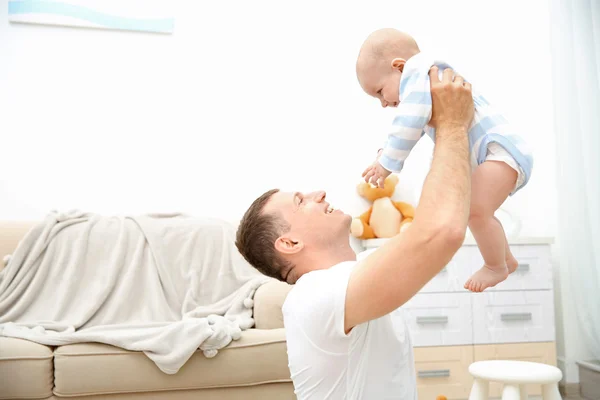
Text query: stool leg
519 384 528 400
501 384 521 400
469 378 489 400
541 383 561 400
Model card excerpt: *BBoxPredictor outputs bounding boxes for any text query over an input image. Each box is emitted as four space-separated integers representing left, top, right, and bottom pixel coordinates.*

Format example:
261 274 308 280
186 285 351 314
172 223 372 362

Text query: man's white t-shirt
282 252 417 399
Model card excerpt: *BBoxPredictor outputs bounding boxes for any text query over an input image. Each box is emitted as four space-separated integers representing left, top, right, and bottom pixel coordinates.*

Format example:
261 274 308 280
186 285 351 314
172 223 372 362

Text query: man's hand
428 66 474 132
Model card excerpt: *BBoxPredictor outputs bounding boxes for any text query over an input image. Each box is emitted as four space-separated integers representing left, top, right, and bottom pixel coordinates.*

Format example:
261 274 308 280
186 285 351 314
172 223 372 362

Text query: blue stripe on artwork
8 1 174 33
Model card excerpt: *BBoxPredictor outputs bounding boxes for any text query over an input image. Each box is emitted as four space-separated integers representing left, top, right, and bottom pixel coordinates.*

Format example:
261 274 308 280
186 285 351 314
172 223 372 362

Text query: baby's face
357 60 403 108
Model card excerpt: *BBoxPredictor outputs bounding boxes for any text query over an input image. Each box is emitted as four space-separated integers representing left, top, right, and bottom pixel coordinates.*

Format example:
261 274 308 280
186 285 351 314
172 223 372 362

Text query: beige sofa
0 221 295 400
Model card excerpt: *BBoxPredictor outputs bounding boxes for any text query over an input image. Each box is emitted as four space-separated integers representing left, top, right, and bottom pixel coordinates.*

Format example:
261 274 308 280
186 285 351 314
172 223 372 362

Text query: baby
357 28 533 292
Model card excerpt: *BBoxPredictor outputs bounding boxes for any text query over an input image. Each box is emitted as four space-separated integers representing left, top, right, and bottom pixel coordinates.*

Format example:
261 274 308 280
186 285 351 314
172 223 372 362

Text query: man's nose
308 191 326 202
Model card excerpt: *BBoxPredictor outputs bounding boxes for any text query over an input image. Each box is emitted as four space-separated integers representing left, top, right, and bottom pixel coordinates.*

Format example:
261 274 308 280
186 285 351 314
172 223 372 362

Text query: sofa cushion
253 280 292 329
53 328 290 397
49 383 294 400
0 337 54 399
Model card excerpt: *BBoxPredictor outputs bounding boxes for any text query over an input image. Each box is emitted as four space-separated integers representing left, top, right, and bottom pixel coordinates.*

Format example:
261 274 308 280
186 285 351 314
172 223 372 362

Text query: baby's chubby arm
379 71 434 172
363 70 434 187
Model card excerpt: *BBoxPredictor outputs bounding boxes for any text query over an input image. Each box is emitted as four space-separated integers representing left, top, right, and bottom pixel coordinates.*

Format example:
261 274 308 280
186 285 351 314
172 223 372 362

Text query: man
235 66 474 399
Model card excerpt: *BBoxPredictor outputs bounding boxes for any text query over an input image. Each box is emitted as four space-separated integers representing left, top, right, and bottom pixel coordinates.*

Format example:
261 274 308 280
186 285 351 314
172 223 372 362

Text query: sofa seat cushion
0 337 54 399
53 328 290 397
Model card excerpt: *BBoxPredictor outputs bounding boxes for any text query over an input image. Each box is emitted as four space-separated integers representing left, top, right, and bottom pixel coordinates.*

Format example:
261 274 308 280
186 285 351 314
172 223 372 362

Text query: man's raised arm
344 67 474 333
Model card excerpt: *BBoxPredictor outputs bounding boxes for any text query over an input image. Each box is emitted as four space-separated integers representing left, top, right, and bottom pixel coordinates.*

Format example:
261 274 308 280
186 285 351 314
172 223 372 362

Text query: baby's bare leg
494 215 519 274
464 161 518 292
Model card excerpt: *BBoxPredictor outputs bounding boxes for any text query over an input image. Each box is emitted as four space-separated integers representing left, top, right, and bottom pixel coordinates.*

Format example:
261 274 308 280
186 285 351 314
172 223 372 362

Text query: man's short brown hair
235 189 293 282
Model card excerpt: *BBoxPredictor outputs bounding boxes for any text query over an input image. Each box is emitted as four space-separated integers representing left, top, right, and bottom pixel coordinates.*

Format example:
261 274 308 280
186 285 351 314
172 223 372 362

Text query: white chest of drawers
362 237 558 399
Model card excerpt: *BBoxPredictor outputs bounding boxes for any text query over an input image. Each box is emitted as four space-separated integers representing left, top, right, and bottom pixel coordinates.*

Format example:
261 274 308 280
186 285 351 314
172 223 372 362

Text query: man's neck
297 243 357 276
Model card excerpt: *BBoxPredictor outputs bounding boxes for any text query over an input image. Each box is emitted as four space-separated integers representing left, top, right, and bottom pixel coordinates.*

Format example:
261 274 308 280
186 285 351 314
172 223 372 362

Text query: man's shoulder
282 261 356 314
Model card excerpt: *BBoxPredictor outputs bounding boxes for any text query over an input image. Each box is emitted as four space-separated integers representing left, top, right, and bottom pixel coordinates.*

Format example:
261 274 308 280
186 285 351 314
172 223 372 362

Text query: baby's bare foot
506 251 519 274
464 264 509 293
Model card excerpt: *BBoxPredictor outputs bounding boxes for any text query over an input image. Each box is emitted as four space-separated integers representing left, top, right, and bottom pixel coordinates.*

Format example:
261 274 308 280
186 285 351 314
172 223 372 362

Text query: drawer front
506 245 553 290
472 290 555 344
459 244 553 291
414 345 474 400
474 342 557 397
365 243 553 292
399 293 472 347
420 253 473 293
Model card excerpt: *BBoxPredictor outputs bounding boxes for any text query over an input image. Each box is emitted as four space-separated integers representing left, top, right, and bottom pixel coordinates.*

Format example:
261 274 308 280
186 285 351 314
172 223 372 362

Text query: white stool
468 360 562 400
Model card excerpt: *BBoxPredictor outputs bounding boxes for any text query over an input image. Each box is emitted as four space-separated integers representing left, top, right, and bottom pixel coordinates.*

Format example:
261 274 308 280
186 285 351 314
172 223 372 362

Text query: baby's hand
362 161 391 188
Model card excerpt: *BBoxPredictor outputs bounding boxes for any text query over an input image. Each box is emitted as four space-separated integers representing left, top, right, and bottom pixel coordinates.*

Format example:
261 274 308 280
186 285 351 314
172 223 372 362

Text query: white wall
0 0 556 235
1 0 585 382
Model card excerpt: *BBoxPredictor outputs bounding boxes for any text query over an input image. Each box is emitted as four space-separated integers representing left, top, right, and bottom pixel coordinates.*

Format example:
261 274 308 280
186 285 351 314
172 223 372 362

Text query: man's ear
391 58 406 72
274 236 304 255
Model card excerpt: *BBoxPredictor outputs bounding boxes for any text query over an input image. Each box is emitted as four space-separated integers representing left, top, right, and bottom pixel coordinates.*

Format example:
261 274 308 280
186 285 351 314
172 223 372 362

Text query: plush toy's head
357 174 399 202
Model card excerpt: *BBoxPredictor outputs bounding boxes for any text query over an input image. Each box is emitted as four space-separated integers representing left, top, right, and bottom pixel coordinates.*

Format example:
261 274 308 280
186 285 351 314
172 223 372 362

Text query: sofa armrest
0 221 36 273
253 280 293 329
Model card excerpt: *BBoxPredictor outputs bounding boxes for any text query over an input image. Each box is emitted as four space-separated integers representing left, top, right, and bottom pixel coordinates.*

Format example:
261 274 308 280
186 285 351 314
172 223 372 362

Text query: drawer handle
418 369 451 378
501 312 532 321
517 263 530 272
416 316 448 324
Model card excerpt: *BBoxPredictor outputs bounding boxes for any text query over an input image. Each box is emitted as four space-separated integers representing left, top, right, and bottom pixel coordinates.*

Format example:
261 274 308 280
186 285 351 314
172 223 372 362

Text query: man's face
264 190 351 250
357 58 403 108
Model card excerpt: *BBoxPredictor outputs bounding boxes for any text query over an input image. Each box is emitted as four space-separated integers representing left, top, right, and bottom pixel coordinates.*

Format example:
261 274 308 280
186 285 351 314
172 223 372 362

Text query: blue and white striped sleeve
378 70 433 173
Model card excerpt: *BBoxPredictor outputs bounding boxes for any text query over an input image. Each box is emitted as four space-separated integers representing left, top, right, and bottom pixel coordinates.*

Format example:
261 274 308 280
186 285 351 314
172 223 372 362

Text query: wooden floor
561 384 586 400
501 396 582 399
486 393 584 399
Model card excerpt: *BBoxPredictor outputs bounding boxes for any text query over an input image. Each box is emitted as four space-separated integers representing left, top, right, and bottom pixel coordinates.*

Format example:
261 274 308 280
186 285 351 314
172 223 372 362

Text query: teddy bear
350 174 415 240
